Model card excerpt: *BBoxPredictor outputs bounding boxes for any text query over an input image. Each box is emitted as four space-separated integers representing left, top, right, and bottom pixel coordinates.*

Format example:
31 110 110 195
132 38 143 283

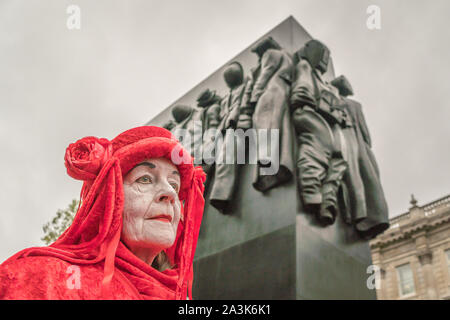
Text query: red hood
3 126 206 300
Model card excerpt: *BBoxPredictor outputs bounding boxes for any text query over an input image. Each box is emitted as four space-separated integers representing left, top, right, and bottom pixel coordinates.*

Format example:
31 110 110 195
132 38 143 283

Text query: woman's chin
141 234 176 250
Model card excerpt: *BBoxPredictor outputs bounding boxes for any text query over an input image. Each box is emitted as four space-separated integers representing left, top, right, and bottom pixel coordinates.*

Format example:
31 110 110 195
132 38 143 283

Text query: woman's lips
149 214 172 223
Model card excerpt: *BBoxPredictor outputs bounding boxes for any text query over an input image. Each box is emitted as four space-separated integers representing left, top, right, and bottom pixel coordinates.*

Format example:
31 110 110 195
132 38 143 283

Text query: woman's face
121 157 181 252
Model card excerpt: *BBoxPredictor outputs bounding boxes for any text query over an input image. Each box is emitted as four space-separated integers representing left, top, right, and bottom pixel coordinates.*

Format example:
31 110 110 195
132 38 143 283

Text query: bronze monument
148 17 388 299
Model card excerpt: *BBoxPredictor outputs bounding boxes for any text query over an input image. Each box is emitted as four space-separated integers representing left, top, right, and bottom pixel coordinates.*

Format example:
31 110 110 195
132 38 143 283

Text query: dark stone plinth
192 159 375 300
296 214 376 299
193 225 296 299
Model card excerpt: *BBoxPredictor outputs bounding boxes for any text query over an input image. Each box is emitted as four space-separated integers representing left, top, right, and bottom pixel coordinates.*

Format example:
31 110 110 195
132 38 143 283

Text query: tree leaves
41 199 79 245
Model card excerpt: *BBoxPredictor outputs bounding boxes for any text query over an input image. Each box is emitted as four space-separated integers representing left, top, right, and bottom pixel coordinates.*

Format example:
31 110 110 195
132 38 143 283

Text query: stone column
414 232 438 299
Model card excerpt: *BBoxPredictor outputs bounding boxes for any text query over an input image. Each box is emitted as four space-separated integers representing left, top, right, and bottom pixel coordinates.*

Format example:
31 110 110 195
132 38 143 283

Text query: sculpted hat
223 61 244 89
251 36 281 58
292 47 305 65
7 126 206 300
196 88 219 107
171 104 194 123
301 39 330 74
330 75 354 97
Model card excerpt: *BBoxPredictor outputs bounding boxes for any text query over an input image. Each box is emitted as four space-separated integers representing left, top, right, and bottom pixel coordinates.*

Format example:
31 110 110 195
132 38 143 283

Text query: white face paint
121 157 181 255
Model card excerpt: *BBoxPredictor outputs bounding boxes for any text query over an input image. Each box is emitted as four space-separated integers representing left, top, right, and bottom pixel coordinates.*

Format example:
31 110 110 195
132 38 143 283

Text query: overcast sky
1 0 449 262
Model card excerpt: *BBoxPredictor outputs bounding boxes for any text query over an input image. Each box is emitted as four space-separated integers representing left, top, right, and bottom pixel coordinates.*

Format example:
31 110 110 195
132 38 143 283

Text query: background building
370 194 450 299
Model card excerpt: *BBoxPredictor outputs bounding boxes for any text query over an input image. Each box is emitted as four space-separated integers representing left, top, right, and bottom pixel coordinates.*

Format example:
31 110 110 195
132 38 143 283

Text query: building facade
370 194 450 300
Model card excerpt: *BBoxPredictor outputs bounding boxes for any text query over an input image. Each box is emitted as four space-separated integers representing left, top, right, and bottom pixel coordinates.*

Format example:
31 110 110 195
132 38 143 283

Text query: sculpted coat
345 98 389 237
196 90 221 175
249 37 295 192
331 75 389 238
209 78 248 213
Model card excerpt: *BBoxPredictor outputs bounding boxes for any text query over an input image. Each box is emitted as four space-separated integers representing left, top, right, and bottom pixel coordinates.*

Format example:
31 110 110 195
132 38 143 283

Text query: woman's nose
155 186 176 204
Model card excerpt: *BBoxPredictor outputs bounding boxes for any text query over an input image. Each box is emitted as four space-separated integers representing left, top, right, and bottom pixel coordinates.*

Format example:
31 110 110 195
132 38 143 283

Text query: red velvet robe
0 256 138 300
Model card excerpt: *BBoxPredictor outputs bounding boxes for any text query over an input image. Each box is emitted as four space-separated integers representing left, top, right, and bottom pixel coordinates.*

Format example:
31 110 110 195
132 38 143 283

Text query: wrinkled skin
121 157 181 265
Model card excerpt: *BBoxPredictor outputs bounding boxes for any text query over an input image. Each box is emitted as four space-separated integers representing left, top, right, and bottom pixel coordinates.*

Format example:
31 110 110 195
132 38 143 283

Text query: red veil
1 126 206 300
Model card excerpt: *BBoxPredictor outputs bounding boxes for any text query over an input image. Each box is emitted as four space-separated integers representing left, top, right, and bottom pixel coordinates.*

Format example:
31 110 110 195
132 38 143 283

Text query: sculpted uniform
171 91 221 173
290 40 348 224
209 62 250 213
193 89 221 172
248 37 295 193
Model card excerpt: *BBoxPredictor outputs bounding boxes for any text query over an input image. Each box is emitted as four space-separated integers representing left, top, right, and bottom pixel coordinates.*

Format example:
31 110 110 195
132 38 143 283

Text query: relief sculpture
209 62 250 213
290 39 348 225
163 36 388 239
247 36 295 193
331 75 389 238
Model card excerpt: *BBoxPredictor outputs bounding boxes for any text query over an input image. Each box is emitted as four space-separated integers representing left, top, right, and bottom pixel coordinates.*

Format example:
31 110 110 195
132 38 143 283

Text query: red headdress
3 126 206 300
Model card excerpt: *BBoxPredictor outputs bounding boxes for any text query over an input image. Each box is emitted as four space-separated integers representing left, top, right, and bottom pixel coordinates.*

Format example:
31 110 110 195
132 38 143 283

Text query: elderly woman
0 126 206 300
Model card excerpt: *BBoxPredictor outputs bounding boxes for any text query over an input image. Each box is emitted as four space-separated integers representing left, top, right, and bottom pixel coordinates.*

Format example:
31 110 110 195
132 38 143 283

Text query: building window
396 263 415 296
446 249 450 276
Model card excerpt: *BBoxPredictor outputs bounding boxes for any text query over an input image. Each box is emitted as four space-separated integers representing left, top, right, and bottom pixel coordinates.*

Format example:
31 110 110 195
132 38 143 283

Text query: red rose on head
65 136 112 181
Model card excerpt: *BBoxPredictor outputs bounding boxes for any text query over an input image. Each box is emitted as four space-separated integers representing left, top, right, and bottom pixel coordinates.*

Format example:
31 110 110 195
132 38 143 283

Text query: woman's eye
136 175 152 184
170 183 180 192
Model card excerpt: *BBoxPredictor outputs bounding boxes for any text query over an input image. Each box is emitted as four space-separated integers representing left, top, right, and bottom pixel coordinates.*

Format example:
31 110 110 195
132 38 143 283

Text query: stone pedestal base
192 162 376 300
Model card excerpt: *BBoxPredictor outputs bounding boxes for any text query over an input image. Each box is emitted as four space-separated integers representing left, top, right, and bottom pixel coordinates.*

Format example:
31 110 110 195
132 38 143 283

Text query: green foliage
41 199 79 245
